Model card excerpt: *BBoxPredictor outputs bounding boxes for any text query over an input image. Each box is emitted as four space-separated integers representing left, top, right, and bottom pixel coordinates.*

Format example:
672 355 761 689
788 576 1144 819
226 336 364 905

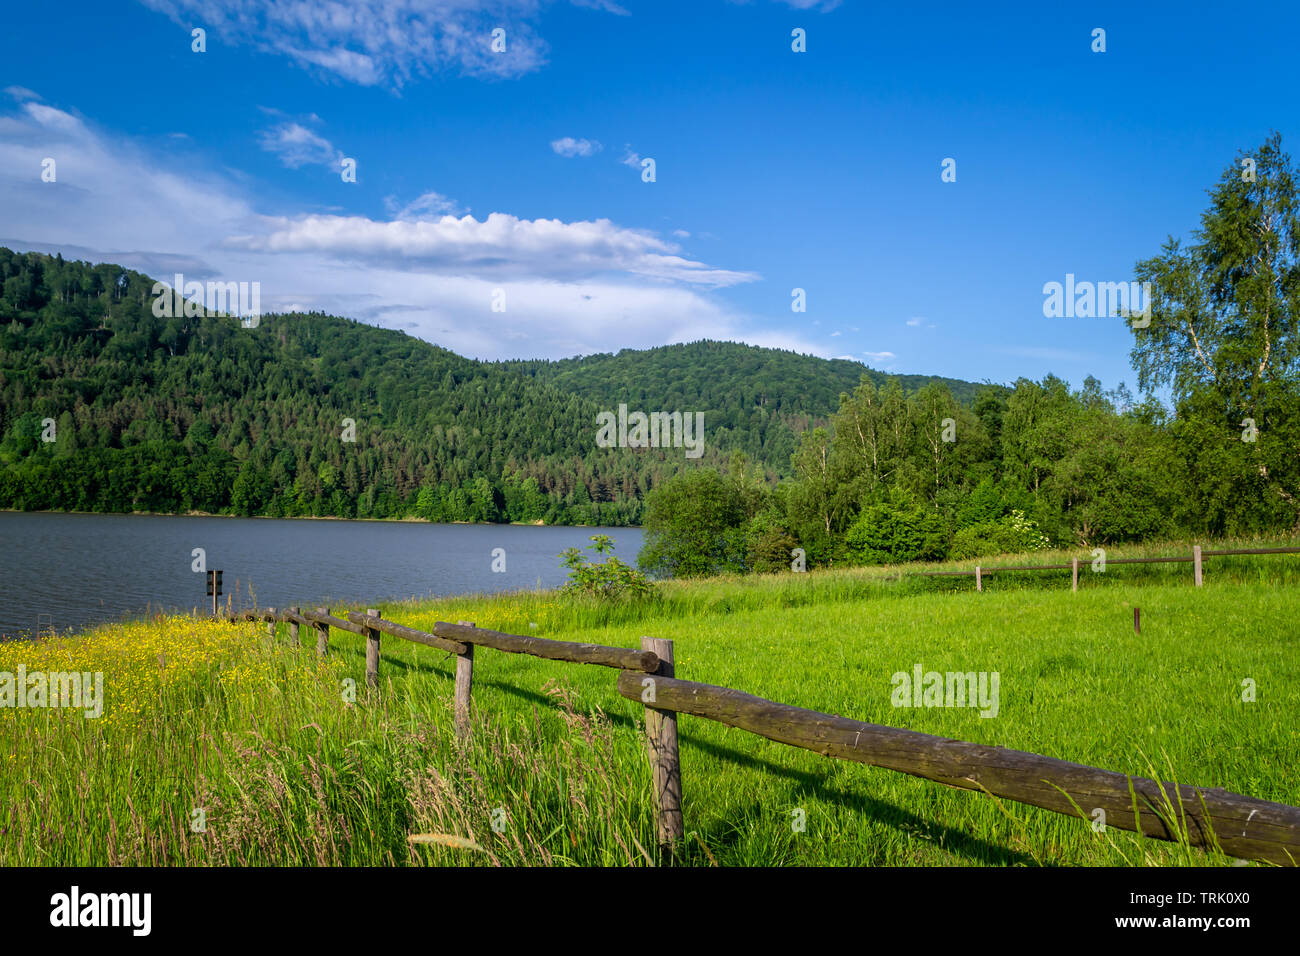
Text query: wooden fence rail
345 611 467 654
431 620 660 672
230 608 1299 866
300 608 366 635
614 672 1300 866
916 544 1300 590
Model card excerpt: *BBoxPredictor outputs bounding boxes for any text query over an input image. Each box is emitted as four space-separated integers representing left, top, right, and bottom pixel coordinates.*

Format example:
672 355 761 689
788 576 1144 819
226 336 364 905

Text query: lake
0 512 643 638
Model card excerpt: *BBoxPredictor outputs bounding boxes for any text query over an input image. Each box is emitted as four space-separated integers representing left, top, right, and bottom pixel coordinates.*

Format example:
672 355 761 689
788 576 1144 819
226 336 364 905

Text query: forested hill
508 342 981 407
0 248 983 523
503 343 982 469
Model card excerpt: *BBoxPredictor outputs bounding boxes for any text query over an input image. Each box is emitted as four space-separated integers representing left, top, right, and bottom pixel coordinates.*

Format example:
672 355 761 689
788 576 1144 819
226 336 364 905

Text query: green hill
506 342 984 471
0 247 985 523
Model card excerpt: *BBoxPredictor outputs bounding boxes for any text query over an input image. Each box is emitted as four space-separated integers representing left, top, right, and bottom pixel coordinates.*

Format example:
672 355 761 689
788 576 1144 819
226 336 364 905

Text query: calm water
0 513 643 638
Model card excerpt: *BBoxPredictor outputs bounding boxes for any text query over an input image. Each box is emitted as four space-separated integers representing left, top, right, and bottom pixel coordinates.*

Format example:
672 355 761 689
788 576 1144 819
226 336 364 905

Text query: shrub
638 469 753 578
949 509 1052 559
745 508 801 574
560 535 653 600
844 492 949 565
953 477 1006 529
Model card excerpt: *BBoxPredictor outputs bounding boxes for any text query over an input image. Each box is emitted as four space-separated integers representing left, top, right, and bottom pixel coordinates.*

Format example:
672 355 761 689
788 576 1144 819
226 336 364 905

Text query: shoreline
0 508 641 529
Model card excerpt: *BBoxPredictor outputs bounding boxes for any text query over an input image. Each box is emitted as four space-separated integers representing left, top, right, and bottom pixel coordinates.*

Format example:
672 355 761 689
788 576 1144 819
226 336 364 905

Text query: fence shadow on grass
471 674 1041 865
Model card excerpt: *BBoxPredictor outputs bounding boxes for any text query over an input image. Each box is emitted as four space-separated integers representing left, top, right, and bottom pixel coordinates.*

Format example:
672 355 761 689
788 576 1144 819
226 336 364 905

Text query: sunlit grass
1 535 1296 866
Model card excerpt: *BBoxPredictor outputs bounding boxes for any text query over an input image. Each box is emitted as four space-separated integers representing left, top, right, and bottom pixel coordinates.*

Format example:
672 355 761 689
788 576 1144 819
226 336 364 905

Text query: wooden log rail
299 609 367 635
1206 546 1300 556
230 611 656 671
432 621 660 672
916 544 1300 588
615 672 1300 866
345 612 466 654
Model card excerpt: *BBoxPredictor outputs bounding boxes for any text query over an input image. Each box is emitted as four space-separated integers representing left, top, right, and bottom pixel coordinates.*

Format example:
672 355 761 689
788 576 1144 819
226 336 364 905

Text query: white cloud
0 98 257 279
258 121 343 169
621 146 642 167
671 229 690 239
0 94 781 361
385 191 467 219
23 103 86 135
862 351 896 364
906 316 923 326
228 212 758 287
829 331 840 337
569 0 630 14
773 0 843 10
137 0 617 88
282 44 385 86
550 136 601 157
4 86 40 102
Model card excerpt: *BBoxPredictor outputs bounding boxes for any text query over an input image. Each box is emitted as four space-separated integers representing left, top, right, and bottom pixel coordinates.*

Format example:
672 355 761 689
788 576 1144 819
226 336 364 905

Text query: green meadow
3 537 1298 867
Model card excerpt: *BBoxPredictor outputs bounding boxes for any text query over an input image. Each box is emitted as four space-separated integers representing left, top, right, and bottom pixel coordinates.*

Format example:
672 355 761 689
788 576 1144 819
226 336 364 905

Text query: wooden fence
227 606 1300 866
916 545 1300 592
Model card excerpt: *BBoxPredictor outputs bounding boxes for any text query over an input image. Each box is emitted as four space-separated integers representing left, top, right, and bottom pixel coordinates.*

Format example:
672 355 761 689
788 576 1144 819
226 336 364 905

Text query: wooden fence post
365 608 381 689
454 620 475 741
315 607 329 656
1134 607 1141 635
288 606 300 646
1071 558 1079 592
1194 545 1203 587
975 566 982 592
641 636 684 849
266 608 277 640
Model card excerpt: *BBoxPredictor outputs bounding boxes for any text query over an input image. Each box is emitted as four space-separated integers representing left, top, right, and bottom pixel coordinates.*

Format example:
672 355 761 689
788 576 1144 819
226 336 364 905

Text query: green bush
559 535 653 600
949 509 1052 559
745 508 801 574
844 492 949 565
953 477 1007 528
638 469 754 578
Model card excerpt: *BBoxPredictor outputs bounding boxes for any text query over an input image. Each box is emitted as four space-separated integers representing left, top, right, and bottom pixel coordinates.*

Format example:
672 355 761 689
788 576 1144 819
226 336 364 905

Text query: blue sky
1 0 1297 392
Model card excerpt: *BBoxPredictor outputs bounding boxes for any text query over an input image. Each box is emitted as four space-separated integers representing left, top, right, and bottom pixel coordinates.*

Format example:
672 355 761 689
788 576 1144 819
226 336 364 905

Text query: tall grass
2 534 1296 866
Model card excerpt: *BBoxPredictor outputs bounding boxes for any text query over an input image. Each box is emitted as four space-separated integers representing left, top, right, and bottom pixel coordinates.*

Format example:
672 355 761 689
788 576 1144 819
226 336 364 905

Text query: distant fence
227 606 1300 866
916 545 1300 592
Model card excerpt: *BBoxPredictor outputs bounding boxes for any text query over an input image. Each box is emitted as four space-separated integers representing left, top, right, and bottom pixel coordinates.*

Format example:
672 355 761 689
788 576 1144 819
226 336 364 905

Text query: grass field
2 535 1298 866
